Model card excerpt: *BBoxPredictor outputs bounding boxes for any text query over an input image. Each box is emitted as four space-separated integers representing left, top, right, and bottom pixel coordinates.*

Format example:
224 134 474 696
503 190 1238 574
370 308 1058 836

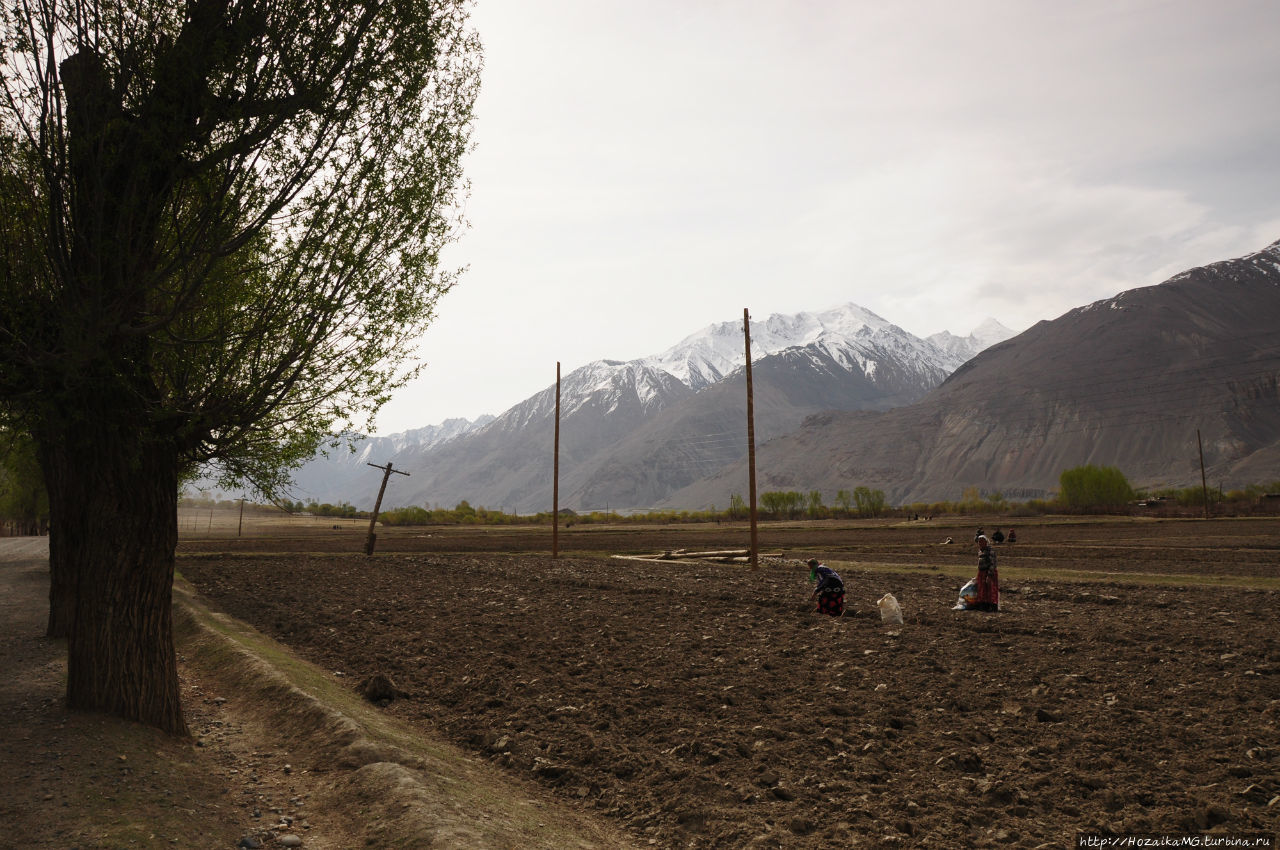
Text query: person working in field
972 534 1000 611
807 558 845 616
954 535 1001 611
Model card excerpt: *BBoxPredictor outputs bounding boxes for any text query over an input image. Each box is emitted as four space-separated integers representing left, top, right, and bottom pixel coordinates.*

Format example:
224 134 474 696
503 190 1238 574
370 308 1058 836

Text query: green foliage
0 0 483 729
806 490 825 518
760 490 804 518
1058 465 1136 510
377 505 428 525
0 0 483 500
178 474 1280 531
380 502 523 526
305 501 364 519
852 486 886 517
0 429 47 531
957 486 984 513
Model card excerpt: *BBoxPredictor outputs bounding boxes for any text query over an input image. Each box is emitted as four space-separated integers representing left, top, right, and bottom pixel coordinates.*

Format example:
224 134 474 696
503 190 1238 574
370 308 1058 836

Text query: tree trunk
42 428 187 735
37 441 74 639
45 528 74 639
31 47 188 734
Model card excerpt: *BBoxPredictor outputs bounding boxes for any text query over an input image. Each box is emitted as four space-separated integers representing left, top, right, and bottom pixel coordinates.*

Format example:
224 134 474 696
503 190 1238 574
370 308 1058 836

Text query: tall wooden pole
553 362 561 558
237 498 245 537
1197 429 1209 519
365 461 410 556
744 308 759 568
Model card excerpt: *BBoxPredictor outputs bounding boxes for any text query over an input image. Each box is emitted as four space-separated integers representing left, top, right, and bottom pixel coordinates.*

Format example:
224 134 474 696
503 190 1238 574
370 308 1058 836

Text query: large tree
0 0 480 733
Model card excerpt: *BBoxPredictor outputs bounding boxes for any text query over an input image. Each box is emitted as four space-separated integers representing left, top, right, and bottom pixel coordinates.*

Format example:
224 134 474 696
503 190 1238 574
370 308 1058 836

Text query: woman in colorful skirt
808 558 845 616
973 535 1000 612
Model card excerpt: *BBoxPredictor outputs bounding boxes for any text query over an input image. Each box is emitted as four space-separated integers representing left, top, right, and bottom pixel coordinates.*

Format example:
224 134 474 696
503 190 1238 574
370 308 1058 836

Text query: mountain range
668 238 1280 507
280 237 1280 512
285 304 1013 511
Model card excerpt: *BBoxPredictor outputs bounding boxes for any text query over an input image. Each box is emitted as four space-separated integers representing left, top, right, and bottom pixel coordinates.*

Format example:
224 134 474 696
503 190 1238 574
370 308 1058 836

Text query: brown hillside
667 238 1280 505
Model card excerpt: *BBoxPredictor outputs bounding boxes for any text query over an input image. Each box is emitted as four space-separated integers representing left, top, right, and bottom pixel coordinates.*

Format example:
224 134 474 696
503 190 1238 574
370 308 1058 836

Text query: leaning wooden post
365 461 410 556
1197 429 1210 519
553 361 561 558
744 308 759 568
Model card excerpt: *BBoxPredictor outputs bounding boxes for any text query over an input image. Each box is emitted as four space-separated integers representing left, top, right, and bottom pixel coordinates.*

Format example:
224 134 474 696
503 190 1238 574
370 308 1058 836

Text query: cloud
369 0 1280 434
786 148 1275 334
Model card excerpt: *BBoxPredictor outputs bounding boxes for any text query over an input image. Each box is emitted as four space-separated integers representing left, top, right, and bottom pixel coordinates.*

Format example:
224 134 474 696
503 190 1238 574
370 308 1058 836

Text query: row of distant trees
899 465 1280 517
33 464 1280 537
1053 464 1280 514
729 487 889 520
255 465 1280 524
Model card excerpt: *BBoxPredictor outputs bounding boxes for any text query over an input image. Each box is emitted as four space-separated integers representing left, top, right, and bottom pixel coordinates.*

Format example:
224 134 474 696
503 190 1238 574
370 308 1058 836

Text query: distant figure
991 528 1005 544
975 527 984 541
1007 528 1017 543
808 558 845 617
972 535 999 612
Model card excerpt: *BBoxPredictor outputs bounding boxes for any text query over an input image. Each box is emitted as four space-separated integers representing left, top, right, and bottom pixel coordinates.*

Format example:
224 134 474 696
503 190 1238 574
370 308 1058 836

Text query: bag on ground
877 593 904 624
953 579 979 610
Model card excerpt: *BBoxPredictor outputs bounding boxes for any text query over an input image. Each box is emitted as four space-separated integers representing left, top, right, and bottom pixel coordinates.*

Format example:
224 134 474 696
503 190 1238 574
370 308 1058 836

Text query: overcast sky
368 0 1280 436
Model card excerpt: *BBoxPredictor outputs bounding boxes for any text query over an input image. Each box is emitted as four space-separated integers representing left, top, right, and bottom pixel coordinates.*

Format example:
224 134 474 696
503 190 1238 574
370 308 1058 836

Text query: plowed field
179 517 1280 848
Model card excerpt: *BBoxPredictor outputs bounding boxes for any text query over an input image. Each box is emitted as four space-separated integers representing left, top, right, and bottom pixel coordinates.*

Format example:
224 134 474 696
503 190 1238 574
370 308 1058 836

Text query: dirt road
0 539 324 848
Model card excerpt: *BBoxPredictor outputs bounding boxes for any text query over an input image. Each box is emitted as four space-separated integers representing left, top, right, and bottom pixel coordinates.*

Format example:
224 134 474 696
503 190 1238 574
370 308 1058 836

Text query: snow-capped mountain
395 417 496 451
354 360 698 512
642 303 996 389
491 360 693 432
666 237 1280 507
926 317 1017 366
282 304 1013 511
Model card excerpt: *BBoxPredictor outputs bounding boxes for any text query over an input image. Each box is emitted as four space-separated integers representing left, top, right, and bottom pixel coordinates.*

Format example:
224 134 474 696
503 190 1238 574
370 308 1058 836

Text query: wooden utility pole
1197 429 1209 519
237 498 245 537
553 362 561 558
744 308 759 568
365 461 410 555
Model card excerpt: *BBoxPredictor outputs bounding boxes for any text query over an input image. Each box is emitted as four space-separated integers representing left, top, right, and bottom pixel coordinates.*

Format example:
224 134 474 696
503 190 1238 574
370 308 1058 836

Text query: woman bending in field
808 558 845 617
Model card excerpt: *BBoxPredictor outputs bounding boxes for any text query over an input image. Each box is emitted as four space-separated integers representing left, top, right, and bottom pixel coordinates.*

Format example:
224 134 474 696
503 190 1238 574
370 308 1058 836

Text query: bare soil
1 537 631 850
0 545 355 850
176 516 1280 848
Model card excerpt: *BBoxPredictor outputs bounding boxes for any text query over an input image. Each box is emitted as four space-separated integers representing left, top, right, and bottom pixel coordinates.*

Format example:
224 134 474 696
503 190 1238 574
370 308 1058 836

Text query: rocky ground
177 516 1280 848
